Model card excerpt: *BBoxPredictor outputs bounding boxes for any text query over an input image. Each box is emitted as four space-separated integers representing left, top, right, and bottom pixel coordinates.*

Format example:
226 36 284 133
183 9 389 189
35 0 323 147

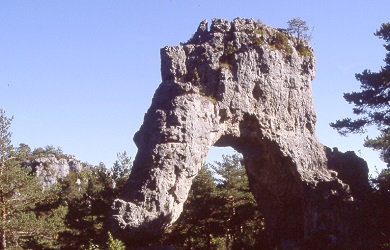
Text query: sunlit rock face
110 18 366 247
23 154 86 187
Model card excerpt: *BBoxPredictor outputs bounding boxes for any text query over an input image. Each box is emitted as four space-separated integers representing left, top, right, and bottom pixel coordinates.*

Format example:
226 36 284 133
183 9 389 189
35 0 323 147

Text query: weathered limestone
326 147 370 199
23 154 86 187
110 18 365 247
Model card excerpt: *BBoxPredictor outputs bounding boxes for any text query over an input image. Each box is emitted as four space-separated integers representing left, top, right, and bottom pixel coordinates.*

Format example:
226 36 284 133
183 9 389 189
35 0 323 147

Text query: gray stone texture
24 154 86 187
111 18 368 247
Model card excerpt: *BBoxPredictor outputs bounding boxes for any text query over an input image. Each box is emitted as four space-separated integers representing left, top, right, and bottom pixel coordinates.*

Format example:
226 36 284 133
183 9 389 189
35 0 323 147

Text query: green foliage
56 153 132 249
365 130 390 166
343 167 390 248
252 25 270 47
287 17 312 42
219 39 236 71
82 241 100 250
374 168 390 194
330 22 390 167
81 232 125 250
162 153 266 249
162 165 219 249
112 151 132 191
210 154 266 250
270 31 293 57
251 35 264 47
32 145 67 159
107 232 125 250
0 110 13 166
57 165 116 248
295 41 313 58
254 26 268 36
0 108 134 249
0 109 66 249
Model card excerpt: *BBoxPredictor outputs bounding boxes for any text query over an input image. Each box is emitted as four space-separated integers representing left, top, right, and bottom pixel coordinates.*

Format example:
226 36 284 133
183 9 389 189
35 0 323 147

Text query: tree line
0 108 267 249
2 105 390 249
0 20 389 249
0 109 129 249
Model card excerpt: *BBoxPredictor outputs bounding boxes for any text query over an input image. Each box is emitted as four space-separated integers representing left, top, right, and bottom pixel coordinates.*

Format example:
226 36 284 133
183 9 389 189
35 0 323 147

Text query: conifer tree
163 154 266 249
287 17 312 42
162 165 219 248
331 23 390 167
0 109 13 250
112 151 132 191
330 23 390 247
210 154 265 249
0 109 66 249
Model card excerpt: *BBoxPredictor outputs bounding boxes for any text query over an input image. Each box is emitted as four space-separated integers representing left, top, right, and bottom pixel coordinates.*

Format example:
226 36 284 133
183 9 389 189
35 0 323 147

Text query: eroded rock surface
111 18 366 247
23 154 87 187
326 147 370 199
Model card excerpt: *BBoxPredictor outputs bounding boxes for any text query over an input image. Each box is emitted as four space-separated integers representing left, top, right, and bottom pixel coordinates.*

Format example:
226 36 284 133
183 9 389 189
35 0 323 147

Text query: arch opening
209 135 305 245
111 18 354 248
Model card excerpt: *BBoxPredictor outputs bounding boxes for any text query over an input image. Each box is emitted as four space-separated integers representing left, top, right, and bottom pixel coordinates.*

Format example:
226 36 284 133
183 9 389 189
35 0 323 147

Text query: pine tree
330 23 390 246
287 17 312 42
107 232 125 250
112 151 132 191
330 22 390 167
163 154 266 249
57 153 131 249
56 164 115 249
0 109 13 249
210 154 265 249
162 165 220 249
0 109 66 249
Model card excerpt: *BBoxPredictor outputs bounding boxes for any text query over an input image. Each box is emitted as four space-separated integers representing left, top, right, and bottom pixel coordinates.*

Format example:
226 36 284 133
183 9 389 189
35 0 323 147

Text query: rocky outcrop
111 18 367 248
24 154 87 187
325 147 371 199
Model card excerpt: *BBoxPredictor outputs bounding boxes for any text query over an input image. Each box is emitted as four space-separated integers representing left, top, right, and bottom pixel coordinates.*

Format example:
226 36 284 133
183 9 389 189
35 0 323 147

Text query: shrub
295 41 313 58
271 32 292 55
251 36 264 46
254 27 269 36
219 39 236 72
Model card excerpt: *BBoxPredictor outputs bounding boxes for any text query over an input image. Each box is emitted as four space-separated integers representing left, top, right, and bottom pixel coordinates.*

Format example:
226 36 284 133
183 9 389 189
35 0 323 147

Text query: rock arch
111 18 361 247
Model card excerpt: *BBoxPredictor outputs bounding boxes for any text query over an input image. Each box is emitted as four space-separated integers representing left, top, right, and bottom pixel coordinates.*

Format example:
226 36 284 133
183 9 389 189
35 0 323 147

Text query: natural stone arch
214 131 306 244
110 18 361 248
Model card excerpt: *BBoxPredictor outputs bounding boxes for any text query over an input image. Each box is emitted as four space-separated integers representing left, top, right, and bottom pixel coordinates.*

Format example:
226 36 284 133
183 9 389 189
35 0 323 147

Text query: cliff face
111 18 366 247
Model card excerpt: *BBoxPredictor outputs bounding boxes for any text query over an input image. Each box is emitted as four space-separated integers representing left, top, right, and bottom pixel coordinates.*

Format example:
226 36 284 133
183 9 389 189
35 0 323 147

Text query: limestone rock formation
23 154 87 187
111 18 366 247
326 147 371 199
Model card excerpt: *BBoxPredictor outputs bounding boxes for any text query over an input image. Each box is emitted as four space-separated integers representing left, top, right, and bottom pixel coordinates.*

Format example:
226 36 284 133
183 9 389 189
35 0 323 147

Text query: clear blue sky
0 1 388 173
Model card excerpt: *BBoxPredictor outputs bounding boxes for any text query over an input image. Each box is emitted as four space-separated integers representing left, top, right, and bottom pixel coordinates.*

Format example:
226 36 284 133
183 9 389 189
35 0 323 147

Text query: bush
271 32 293 56
295 41 313 58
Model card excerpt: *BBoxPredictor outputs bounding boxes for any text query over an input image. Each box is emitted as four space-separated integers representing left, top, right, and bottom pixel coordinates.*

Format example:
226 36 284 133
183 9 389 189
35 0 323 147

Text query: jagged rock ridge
110 18 368 247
